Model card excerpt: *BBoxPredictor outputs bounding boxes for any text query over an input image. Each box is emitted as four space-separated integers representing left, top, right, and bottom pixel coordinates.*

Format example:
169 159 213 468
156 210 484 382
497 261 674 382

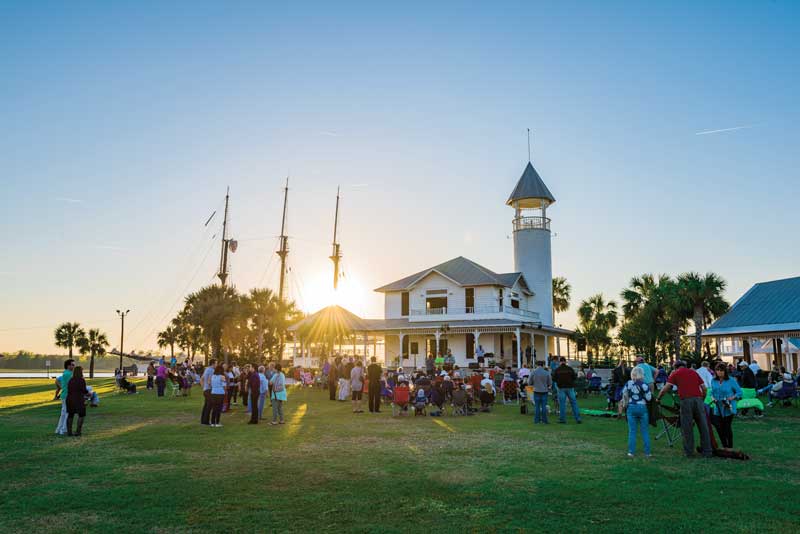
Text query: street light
116 309 130 372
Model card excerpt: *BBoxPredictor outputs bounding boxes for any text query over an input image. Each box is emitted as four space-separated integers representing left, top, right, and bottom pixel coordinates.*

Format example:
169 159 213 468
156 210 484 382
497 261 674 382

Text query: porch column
543 334 550 364
398 332 405 368
515 328 522 368
474 330 481 358
784 335 792 372
363 333 368 364
742 336 751 363
435 331 441 357
556 335 561 358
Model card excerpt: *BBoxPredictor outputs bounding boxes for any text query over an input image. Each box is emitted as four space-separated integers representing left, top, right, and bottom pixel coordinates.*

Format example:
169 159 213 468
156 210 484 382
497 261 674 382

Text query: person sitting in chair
767 373 796 407
119 372 137 394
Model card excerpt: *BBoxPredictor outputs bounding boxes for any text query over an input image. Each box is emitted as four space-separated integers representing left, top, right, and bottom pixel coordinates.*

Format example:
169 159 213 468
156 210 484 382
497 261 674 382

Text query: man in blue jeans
553 357 582 424
529 360 552 423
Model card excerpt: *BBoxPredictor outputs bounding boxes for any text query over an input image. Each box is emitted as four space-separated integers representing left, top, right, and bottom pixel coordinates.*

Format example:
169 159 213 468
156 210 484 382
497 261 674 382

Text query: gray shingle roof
506 161 555 206
704 276 800 336
374 256 530 293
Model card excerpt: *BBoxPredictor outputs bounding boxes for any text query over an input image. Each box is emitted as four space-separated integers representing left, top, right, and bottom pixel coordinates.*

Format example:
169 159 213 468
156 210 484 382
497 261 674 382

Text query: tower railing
512 215 550 231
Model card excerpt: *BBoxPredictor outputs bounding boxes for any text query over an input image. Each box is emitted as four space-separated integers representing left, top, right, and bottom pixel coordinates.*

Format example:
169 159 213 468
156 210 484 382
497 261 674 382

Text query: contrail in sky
694 125 755 136
54 197 82 203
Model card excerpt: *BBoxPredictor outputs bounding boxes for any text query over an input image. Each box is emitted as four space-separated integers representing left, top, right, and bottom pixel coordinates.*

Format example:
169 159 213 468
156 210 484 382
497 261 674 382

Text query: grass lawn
1 378 798 533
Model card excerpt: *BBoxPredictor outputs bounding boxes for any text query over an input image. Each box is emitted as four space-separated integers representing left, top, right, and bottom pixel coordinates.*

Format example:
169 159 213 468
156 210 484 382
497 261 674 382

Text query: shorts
351 390 363 401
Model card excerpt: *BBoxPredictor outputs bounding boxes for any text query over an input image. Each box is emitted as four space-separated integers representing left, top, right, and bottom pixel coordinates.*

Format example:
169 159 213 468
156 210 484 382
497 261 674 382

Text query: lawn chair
737 388 765 416
451 388 468 416
502 380 519 405
168 380 181 399
655 393 681 447
768 382 798 408
392 385 411 416
574 376 588 398
588 376 602 394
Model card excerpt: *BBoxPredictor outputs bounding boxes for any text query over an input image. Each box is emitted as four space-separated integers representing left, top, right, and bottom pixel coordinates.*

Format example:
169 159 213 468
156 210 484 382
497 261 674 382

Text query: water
0 372 119 379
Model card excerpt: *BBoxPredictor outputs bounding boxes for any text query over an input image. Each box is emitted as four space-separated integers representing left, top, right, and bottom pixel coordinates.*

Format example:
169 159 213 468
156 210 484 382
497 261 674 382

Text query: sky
1 1 798 354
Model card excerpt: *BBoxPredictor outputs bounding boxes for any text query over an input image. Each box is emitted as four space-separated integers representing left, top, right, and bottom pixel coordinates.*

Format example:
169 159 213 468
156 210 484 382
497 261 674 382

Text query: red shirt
666 367 705 399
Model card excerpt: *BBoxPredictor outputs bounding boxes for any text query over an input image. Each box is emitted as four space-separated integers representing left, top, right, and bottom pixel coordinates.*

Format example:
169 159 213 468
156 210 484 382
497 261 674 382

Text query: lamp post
116 309 130 372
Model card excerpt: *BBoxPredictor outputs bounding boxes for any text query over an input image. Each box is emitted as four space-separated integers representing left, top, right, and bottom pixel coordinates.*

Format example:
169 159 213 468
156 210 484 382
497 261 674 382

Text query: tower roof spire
506 161 555 208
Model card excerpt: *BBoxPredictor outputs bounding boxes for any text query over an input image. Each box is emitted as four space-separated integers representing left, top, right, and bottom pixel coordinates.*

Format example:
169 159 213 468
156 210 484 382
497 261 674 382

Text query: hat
483 372 490 379
636 356 644 363
738 361 748 367
784 373 793 380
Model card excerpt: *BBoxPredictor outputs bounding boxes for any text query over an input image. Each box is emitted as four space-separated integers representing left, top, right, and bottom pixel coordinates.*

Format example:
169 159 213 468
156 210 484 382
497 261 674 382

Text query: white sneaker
627 453 634 458
216 424 223 428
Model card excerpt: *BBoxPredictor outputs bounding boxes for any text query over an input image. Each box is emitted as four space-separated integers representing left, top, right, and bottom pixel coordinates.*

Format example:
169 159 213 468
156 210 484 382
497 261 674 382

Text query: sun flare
300 269 368 316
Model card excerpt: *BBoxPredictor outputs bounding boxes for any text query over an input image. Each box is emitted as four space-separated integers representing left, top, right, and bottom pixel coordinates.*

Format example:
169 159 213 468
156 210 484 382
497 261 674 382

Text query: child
414 388 428 416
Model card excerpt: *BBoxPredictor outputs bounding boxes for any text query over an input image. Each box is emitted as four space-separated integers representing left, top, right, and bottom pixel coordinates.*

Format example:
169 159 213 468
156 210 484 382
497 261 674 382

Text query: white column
363 333 368 364
435 331 441 357
556 335 561 358
515 328 522 368
784 335 792 372
543 334 550 364
398 332 405 369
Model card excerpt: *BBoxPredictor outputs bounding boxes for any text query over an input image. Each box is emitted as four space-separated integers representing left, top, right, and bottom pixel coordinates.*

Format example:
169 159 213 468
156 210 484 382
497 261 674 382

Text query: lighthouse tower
507 160 555 327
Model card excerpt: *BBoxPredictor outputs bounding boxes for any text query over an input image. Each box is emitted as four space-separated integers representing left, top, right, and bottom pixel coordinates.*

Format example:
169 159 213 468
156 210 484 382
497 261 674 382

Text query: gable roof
704 276 800 336
374 256 532 294
506 161 555 206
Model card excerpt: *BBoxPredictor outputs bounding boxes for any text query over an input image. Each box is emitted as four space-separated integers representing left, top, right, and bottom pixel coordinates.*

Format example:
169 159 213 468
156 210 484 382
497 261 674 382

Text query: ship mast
329 186 342 290
276 177 289 302
217 187 231 286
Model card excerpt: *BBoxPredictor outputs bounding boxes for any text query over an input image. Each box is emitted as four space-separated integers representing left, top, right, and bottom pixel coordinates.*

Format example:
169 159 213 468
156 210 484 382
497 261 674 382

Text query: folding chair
392 385 411 416
655 393 681 447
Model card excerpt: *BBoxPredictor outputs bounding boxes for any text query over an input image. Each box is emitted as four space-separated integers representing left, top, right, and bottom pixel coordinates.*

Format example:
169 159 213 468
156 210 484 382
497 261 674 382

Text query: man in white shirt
518 364 531 382
696 361 714 388
200 359 217 425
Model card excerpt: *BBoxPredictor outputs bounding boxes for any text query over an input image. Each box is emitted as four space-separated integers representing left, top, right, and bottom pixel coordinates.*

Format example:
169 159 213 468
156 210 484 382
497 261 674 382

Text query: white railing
513 215 550 231
410 305 540 320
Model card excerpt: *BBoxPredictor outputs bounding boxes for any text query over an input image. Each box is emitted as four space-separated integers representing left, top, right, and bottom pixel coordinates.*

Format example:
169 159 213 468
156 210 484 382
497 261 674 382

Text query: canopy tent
291 305 369 345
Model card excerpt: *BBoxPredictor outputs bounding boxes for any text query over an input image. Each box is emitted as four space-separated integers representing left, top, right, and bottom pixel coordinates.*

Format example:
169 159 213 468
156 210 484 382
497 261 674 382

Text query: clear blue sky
2 1 798 353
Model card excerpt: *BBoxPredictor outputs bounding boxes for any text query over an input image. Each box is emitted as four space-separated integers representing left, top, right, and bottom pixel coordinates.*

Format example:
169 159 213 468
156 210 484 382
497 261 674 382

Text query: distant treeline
0 351 144 370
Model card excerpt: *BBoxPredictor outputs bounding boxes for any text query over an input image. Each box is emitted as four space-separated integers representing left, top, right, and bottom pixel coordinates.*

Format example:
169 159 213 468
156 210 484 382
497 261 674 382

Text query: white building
290 160 573 369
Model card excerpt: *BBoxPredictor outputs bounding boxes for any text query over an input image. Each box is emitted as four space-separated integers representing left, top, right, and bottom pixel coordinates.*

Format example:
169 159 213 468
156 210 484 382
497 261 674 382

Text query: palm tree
157 326 179 360
183 284 241 362
620 274 674 362
76 328 109 378
677 272 729 358
54 322 85 358
577 294 618 363
552 276 571 320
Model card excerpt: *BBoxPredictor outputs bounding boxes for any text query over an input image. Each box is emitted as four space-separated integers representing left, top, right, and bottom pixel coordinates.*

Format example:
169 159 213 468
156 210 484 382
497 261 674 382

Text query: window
466 333 475 359
510 291 520 309
426 296 447 314
401 292 409 316
465 288 474 313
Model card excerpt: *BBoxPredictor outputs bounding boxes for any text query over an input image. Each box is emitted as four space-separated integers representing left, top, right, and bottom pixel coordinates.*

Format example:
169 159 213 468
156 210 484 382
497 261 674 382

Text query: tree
157 326 179 360
183 284 241 362
54 322 85 358
552 276 571 320
619 274 674 362
677 272 729 358
77 328 109 378
577 294 618 363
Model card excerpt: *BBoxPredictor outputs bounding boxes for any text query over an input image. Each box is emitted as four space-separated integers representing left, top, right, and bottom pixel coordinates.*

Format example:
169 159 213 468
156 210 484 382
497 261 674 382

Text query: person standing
55 359 75 435
619 367 652 457
66 365 89 437
257 365 268 421
328 357 339 401
553 357 581 424
367 357 382 413
269 363 287 425
247 365 262 424
146 362 156 390
709 364 743 450
657 360 712 458
156 361 168 397
529 361 552 424
351 360 365 413
209 364 226 428
425 353 435 378
696 361 714 389
200 359 217 426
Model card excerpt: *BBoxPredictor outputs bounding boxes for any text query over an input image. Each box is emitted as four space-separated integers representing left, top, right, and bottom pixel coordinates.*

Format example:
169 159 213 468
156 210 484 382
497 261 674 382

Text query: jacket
553 364 576 389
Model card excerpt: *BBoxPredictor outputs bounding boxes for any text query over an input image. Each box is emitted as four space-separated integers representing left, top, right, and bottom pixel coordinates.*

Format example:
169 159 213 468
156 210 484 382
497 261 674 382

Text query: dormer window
510 291 520 309
426 289 447 314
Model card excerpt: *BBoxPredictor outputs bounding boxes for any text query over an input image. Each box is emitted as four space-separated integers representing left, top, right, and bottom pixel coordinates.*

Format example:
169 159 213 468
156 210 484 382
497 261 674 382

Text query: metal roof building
703 276 800 371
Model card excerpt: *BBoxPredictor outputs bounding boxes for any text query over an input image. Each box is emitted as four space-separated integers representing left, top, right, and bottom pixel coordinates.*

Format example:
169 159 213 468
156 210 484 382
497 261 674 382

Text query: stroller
655 392 681 447
413 388 429 416
391 384 411 416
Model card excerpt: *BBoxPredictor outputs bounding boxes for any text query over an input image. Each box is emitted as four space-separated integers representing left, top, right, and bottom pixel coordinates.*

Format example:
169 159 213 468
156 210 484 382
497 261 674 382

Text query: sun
301 269 368 316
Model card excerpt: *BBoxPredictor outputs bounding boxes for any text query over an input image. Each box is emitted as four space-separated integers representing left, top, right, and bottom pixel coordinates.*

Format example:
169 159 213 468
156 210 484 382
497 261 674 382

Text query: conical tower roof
506 161 555 208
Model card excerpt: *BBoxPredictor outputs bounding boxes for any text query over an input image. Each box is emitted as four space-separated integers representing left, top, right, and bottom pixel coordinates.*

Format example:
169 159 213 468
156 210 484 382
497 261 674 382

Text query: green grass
1 379 798 533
